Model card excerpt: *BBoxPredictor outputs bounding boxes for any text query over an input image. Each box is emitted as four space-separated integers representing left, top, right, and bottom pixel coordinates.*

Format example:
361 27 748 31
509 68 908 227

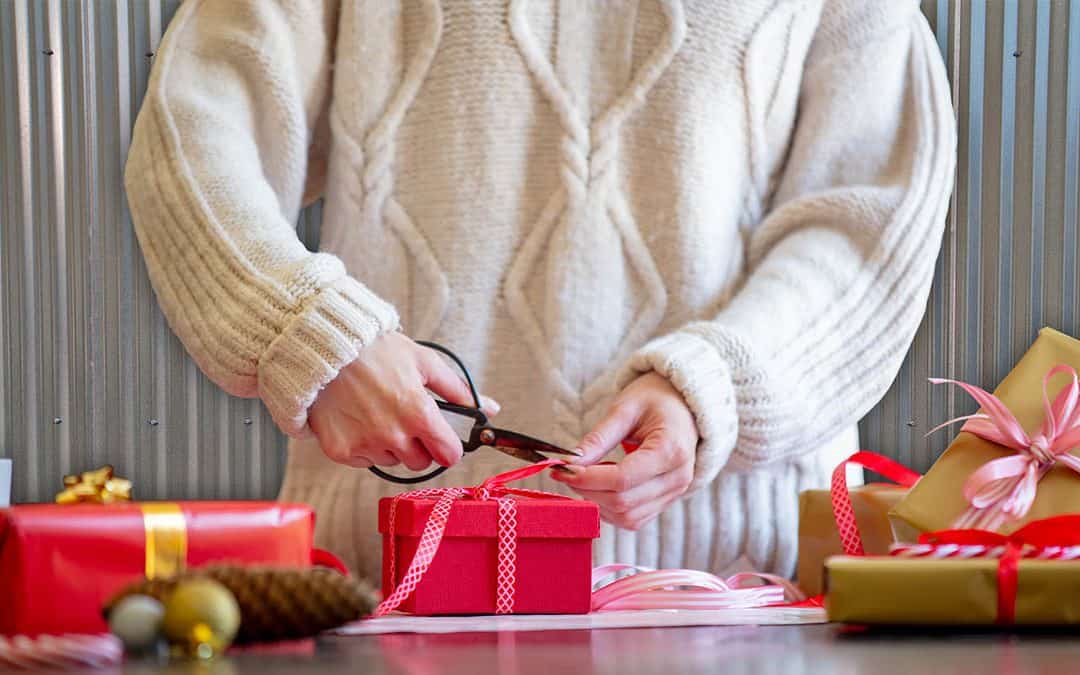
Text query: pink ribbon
590 564 805 611
374 461 805 617
930 363 1080 530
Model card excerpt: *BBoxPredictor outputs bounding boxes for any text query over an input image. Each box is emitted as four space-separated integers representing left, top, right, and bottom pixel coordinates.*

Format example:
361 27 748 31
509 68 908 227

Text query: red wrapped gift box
379 495 599 615
0 501 318 636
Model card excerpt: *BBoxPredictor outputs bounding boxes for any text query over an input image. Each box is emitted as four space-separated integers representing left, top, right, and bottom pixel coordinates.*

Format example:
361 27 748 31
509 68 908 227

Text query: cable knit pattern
504 0 684 443
127 0 955 578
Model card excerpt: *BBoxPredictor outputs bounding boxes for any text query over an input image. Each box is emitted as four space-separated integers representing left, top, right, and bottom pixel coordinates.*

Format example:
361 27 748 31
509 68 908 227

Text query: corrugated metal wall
1 1 1078 502
864 0 1080 473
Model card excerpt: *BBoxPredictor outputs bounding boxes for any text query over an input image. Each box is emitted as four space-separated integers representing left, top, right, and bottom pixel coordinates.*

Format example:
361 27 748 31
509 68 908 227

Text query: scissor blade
487 428 581 457
485 428 581 473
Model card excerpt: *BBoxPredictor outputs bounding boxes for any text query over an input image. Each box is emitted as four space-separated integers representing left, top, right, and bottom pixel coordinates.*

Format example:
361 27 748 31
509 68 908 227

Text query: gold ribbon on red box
54 466 185 579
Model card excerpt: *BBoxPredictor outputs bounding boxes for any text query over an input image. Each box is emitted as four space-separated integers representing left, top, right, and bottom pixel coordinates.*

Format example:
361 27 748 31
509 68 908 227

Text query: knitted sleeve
618 0 956 489
125 0 399 437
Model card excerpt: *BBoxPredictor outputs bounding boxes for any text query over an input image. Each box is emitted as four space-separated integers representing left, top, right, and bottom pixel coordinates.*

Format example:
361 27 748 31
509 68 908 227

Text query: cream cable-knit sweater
126 0 955 580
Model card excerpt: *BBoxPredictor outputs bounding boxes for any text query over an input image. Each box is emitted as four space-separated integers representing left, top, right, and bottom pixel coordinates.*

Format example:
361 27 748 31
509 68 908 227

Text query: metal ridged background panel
2 1 1079 500
861 0 1080 471
0 0 318 503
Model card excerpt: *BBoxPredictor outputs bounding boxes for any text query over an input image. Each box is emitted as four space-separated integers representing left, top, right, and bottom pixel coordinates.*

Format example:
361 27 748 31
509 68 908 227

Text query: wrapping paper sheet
335 607 826 635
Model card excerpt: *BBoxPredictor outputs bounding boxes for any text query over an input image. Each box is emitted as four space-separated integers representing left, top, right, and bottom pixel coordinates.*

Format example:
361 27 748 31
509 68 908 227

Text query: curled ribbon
930 364 1080 530
375 461 805 618
892 514 1080 624
590 564 804 611
54 465 132 505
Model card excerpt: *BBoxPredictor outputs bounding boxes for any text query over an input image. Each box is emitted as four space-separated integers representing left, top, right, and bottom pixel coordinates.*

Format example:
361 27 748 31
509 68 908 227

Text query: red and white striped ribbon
891 543 1080 560
0 634 123 670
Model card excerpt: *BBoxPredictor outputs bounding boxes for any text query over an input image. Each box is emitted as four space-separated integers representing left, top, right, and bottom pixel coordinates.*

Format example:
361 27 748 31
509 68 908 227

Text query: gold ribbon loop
55 465 132 504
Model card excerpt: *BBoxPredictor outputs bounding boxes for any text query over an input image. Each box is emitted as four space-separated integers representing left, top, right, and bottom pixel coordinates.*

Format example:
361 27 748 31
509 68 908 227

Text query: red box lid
378 496 599 539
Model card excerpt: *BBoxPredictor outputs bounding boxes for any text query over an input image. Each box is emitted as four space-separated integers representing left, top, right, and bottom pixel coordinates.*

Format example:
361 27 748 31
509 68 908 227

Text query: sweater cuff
616 331 738 492
257 276 399 437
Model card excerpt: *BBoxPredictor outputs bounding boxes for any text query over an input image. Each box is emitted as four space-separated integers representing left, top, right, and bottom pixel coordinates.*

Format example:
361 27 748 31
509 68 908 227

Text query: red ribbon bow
903 514 1080 624
374 460 569 617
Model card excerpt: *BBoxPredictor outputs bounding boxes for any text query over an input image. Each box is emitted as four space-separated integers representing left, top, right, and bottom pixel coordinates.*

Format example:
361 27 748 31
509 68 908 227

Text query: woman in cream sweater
125 0 955 580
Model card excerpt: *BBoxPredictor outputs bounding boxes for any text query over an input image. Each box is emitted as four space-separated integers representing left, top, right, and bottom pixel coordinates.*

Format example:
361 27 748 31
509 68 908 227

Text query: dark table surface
13 624 1080 675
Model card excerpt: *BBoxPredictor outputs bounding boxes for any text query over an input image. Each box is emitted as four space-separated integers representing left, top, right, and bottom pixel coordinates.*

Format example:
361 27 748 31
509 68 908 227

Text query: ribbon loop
931 364 1080 529
830 451 922 556
55 465 132 504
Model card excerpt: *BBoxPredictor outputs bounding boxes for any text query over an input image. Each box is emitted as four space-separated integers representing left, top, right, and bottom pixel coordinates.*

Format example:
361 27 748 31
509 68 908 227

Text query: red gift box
379 488 599 615
0 501 320 636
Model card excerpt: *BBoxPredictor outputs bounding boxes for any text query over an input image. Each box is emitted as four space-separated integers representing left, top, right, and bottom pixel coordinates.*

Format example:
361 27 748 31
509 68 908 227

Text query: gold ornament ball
162 578 241 658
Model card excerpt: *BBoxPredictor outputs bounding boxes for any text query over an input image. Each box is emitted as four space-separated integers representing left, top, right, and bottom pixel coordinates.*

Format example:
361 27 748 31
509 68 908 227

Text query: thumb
575 402 641 465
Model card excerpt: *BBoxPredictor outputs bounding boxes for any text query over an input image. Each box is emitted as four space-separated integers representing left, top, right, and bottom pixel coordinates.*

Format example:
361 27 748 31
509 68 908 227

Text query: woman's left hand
551 372 699 530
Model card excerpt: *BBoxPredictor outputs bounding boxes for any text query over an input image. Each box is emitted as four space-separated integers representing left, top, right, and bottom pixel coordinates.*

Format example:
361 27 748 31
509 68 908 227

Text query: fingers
575 401 641 464
553 421 695 531
479 395 502 417
417 351 476 406
309 335 502 473
366 449 400 467
413 400 464 467
555 434 676 492
396 439 433 472
340 456 374 469
599 497 672 531
567 468 679 513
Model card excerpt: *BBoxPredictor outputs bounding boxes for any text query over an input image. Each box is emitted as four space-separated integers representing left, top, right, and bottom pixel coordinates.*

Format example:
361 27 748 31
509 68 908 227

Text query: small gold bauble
162 578 241 658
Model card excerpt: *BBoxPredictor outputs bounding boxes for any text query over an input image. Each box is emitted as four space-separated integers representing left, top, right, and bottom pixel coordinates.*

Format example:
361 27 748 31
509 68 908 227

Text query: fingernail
480 395 501 415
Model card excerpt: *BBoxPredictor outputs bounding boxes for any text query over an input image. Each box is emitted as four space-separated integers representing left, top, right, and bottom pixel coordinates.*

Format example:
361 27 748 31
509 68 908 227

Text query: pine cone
106 565 378 644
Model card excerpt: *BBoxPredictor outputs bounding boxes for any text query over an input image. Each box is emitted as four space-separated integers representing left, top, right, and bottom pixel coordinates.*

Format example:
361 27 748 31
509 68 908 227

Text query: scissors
368 341 582 484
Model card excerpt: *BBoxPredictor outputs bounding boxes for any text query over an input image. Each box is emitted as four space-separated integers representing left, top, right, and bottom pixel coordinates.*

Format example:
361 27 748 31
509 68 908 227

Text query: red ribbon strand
830 451 922 556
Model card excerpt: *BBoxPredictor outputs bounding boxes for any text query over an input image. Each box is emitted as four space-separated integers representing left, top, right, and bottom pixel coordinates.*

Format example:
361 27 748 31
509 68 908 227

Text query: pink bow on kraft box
890 328 1080 540
929 364 1080 531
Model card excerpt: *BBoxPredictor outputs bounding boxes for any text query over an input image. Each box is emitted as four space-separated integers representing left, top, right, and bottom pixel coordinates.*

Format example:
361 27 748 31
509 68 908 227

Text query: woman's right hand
308 332 499 471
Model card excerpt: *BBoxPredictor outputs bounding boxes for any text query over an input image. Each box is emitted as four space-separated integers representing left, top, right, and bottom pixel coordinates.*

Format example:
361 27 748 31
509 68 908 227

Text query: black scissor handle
367 341 483 485
369 464 449 485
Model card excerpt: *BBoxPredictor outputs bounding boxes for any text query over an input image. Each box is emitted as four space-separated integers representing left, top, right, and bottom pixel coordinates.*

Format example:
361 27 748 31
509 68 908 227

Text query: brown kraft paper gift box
890 327 1080 541
796 483 909 597
825 555 1080 625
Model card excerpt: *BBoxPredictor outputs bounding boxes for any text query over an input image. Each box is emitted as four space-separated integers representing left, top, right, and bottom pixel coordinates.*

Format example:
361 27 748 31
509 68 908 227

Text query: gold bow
55 464 133 504
55 465 185 578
